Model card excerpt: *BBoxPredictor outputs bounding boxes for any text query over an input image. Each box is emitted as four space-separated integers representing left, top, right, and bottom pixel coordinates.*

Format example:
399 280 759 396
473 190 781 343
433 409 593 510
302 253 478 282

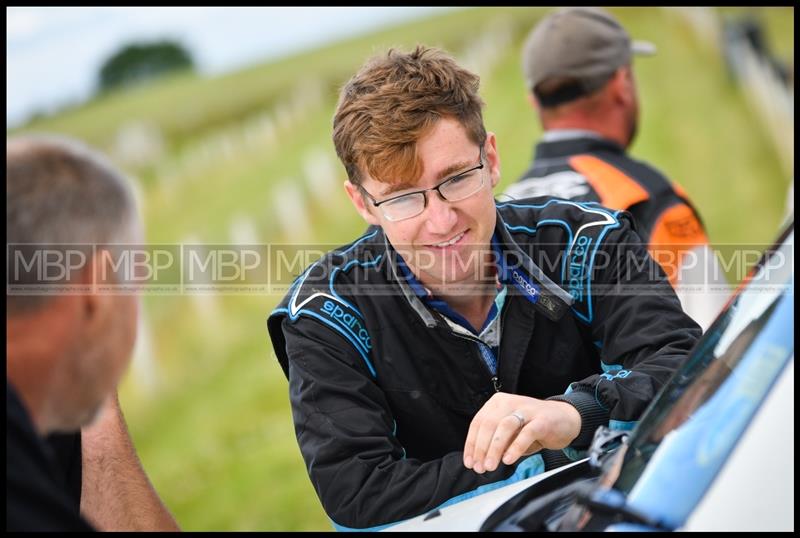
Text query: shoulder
274 226 385 317
496 197 638 283
497 197 631 238
7 383 45 454
268 227 384 376
6 385 92 531
496 199 640 325
586 150 679 200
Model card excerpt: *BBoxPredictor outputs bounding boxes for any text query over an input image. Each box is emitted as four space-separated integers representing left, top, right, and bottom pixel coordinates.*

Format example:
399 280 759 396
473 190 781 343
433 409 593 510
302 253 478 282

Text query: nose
424 191 458 235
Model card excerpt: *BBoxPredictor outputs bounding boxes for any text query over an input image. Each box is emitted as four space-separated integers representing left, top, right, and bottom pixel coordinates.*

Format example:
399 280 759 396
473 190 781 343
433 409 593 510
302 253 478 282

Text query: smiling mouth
428 231 466 249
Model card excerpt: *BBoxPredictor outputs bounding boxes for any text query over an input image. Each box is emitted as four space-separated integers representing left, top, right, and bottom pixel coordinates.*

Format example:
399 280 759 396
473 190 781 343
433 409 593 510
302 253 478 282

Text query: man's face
346 117 501 292
51 241 142 431
81 292 139 426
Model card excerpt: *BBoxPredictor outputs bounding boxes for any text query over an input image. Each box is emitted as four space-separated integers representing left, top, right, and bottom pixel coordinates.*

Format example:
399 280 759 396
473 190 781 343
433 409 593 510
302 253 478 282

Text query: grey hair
7 134 140 311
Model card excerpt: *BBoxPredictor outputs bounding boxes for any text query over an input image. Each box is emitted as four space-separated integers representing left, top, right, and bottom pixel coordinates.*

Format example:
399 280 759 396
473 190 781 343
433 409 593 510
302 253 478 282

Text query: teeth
432 232 464 248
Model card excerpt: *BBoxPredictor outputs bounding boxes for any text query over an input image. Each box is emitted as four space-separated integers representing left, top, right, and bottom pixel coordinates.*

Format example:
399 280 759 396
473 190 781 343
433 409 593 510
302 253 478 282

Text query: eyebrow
378 158 475 197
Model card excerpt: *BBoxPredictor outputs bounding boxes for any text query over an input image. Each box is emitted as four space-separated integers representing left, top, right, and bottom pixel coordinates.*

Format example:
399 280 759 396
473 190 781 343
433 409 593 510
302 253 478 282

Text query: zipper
487 295 513 393
495 295 513 391
433 289 512 393
450 330 497 388
447 302 509 394
491 375 502 392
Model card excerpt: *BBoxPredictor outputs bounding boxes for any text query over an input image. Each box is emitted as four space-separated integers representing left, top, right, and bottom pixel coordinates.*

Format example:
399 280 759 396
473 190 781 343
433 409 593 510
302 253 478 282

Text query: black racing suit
267 199 701 530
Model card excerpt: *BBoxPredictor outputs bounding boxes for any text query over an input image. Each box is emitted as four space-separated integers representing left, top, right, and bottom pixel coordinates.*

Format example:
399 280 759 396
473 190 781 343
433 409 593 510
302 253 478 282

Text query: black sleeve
553 215 701 447
281 317 540 530
44 432 83 507
7 391 94 531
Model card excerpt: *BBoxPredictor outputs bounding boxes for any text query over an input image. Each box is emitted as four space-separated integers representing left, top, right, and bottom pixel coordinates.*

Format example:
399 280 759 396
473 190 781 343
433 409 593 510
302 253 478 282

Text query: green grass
8 7 793 531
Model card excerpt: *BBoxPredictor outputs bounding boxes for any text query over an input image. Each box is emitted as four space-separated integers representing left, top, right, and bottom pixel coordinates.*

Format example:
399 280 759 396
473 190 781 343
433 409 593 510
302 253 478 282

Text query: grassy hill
9 7 793 531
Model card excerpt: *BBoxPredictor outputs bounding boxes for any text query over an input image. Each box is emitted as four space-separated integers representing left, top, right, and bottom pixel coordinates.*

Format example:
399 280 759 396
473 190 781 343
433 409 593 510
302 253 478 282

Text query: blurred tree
98 40 195 93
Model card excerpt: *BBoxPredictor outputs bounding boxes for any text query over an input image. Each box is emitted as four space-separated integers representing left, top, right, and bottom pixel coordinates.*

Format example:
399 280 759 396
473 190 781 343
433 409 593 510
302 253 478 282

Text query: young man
507 8 727 330
6 135 179 531
267 45 701 530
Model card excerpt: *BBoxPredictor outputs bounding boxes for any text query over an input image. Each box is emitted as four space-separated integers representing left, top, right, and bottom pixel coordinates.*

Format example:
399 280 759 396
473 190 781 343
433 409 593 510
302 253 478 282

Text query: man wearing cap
507 7 726 330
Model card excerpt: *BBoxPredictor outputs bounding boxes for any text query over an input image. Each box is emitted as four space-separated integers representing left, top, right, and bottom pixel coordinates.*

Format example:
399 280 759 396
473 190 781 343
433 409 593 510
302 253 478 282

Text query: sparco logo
512 270 540 303
568 235 591 302
321 300 372 350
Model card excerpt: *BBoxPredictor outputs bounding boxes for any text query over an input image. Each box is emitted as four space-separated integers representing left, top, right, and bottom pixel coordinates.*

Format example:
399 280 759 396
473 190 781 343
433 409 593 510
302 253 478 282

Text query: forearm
310 446 524 529
289 359 517 528
80 394 179 531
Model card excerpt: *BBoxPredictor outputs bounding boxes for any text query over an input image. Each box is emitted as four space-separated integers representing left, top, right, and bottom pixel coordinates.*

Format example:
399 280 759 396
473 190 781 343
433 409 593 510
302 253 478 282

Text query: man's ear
344 181 381 226
527 91 540 112
484 132 502 189
528 90 552 132
78 252 112 325
609 67 634 107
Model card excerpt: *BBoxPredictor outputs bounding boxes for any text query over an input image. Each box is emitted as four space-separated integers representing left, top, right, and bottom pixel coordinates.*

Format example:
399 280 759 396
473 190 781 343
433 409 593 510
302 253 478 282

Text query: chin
82 403 107 427
431 267 483 292
56 400 106 432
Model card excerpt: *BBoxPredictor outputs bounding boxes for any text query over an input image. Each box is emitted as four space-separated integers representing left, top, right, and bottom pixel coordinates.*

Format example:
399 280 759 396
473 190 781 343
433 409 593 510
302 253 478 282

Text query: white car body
385 460 587 532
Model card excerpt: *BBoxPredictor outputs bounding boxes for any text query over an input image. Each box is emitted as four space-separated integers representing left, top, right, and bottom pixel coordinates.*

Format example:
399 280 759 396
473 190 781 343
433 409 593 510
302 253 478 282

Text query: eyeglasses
359 148 486 222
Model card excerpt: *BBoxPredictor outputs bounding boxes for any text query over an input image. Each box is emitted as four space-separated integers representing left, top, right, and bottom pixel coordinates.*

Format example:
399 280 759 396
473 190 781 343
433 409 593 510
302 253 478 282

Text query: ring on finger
510 411 526 428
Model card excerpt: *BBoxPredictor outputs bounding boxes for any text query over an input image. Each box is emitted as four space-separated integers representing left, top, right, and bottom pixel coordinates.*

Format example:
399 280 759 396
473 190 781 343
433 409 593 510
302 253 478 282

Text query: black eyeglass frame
358 147 486 220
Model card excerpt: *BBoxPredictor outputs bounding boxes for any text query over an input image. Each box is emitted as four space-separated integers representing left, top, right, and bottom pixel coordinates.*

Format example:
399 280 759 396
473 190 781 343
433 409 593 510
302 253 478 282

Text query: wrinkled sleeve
280 317 538 530
553 215 701 448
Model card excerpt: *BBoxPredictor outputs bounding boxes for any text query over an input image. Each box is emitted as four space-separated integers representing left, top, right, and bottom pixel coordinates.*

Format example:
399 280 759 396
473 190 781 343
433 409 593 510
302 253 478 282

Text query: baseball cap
522 8 656 105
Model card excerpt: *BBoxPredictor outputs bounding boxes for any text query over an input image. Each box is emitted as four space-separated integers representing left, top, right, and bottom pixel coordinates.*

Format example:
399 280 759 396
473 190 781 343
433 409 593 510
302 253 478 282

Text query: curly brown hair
333 45 486 187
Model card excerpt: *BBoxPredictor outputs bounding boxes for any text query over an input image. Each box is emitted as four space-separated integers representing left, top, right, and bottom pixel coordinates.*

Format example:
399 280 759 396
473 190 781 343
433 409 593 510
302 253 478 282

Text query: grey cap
522 8 656 92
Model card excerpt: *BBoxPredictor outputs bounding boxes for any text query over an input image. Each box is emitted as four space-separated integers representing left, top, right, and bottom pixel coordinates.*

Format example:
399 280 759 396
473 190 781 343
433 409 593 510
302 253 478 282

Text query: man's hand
463 392 581 473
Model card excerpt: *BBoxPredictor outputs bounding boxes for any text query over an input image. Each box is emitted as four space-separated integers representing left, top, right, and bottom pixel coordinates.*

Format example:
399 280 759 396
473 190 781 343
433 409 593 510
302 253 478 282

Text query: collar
384 234 439 328
492 209 574 321
395 238 505 336
541 129 605 143
382 208 574 328
534 132 625 161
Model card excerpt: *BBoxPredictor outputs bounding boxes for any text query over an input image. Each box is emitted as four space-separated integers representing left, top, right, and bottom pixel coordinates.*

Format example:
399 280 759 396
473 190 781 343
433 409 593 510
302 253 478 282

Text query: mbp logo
7 244 183 294
183 245 266 288
9 246 88 284
97 246 176 285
